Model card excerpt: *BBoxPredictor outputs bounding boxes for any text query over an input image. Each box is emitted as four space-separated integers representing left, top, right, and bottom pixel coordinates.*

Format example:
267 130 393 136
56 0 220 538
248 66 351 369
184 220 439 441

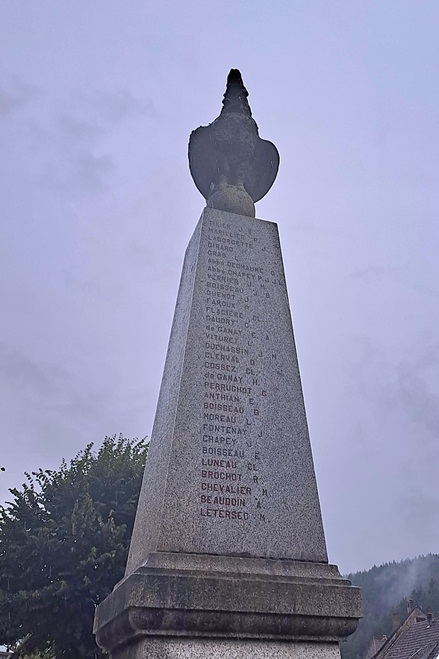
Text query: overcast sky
1 1 438 575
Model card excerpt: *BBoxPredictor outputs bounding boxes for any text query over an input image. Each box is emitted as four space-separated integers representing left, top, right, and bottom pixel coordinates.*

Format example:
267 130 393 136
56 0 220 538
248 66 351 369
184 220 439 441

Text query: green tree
0 435 148 659
16 650 54 659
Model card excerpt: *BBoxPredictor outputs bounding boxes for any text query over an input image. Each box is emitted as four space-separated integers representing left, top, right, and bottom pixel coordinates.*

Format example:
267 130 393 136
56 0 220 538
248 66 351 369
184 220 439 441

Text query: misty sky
1 1 438 574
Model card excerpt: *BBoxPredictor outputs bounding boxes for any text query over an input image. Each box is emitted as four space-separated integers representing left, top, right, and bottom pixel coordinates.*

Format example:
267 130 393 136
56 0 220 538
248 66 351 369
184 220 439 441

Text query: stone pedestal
94 209 361 658
110 640 342 659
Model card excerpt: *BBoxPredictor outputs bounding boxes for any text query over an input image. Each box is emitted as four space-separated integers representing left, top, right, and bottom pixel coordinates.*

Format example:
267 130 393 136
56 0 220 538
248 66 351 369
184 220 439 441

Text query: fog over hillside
342 555 439 659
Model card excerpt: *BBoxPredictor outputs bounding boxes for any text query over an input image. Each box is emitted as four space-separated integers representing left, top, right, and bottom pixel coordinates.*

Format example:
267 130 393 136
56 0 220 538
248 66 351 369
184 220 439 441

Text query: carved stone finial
188 69 280 217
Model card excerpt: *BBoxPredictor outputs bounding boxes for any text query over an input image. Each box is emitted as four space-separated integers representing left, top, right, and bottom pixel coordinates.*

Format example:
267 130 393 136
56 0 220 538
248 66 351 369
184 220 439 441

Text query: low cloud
31 87 156 198
57 114 102 141
92 89 157 124
0 78 39 117
43 150 115 197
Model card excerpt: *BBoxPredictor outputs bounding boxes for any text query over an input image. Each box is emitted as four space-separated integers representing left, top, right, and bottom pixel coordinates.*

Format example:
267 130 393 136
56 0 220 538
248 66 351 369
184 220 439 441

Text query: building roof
373 609 439 659
365 636 387 659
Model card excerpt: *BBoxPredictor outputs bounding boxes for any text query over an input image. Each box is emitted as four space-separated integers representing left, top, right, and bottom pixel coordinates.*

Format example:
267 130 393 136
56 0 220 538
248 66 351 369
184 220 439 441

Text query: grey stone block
126 209 327 576
94 553 361 654
111 639 342 659
94 209 362 658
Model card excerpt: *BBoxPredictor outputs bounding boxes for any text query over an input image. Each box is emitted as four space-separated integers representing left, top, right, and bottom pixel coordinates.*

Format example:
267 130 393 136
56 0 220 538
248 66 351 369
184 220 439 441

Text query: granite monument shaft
94 69 361 659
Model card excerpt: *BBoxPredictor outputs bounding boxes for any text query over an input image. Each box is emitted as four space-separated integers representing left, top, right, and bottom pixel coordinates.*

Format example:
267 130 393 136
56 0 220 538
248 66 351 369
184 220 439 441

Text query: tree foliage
0 435 148 659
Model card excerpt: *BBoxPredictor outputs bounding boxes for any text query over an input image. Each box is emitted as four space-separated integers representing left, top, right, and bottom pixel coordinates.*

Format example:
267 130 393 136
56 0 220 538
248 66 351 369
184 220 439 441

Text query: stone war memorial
93 70 362 659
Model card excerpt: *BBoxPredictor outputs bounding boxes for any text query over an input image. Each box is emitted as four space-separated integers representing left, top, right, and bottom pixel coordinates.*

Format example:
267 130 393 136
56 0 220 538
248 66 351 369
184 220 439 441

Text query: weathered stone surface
111 639 342 659
94 206 362 658
94 553 361 654
125 208 327 576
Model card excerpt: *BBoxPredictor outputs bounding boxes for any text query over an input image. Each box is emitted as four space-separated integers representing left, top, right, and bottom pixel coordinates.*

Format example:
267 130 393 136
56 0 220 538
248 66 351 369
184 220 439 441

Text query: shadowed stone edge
94 555 361 654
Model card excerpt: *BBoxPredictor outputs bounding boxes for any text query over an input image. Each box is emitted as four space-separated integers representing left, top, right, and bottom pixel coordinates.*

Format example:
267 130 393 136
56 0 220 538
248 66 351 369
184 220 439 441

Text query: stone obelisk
94 70 361 659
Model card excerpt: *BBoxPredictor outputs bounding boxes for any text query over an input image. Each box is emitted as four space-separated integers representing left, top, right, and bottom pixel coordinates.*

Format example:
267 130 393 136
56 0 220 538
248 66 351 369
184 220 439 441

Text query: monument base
111 638 341 659
94 553 361 657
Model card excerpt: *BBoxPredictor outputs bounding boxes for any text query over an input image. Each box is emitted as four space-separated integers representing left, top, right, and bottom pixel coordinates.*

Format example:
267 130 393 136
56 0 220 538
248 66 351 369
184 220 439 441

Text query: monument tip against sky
189 68 280 217
94 69 362 659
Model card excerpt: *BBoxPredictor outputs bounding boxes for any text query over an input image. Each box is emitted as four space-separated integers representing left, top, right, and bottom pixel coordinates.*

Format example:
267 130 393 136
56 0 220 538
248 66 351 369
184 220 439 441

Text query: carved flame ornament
188 69 280 217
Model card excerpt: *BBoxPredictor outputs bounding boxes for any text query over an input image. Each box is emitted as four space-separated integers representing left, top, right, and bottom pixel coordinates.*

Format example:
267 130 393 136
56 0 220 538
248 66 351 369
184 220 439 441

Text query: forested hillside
341 554 439 659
